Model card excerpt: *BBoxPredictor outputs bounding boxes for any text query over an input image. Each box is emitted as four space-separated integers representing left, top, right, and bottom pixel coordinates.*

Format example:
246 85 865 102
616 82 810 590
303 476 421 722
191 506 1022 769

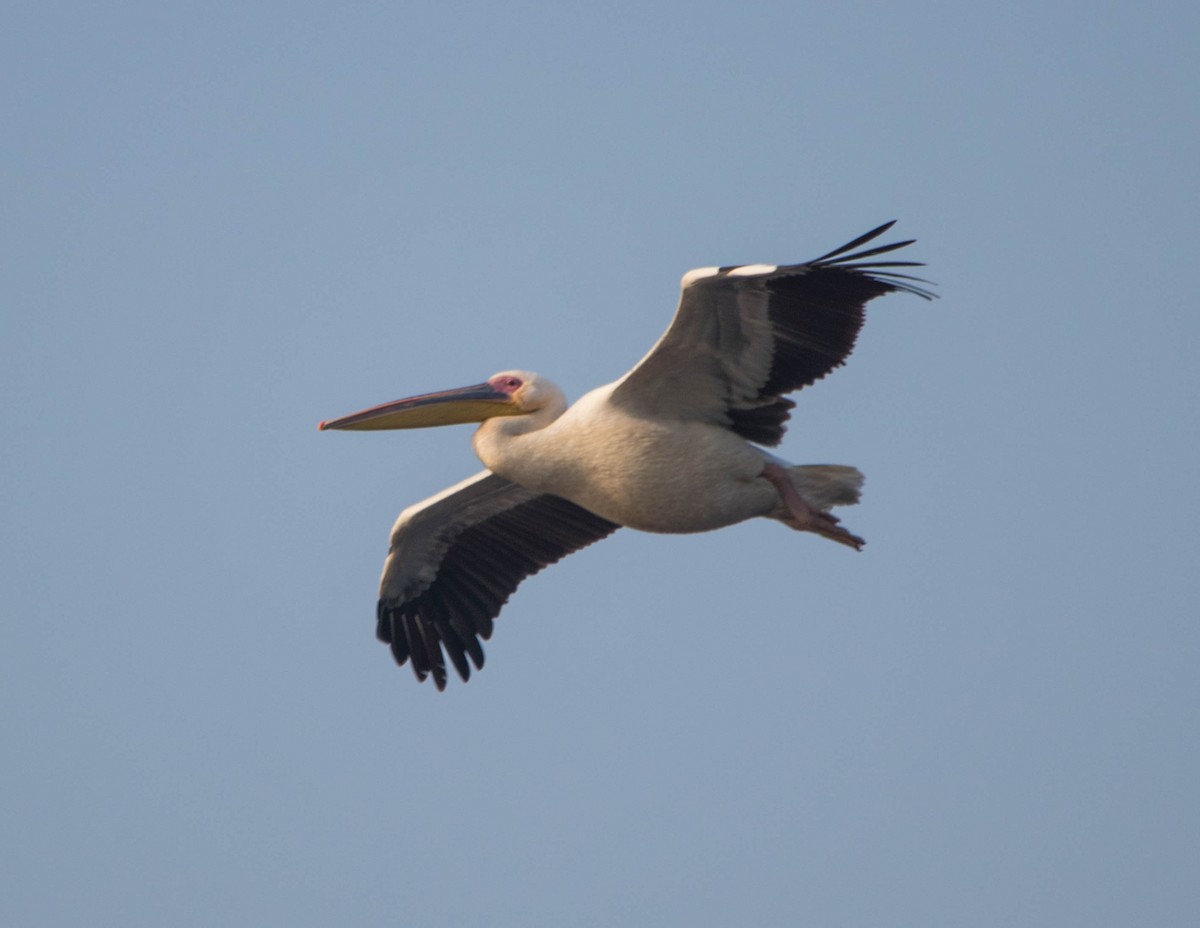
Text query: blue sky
3 2 1198 925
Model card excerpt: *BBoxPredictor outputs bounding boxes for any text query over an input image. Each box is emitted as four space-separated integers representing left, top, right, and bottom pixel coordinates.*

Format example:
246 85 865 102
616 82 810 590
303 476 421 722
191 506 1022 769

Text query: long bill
318 382 522 431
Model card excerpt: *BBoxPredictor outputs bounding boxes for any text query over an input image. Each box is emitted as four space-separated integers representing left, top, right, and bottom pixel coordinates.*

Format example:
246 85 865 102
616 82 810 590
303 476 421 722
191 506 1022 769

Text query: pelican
321 221 934 689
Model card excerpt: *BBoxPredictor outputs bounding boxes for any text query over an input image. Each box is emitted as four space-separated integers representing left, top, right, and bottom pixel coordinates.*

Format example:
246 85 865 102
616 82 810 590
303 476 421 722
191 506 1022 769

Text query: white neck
471 401 564 479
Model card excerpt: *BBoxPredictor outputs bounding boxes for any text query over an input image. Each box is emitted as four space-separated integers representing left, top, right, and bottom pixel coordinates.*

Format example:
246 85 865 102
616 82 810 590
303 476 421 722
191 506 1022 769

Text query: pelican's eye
492 375 524 393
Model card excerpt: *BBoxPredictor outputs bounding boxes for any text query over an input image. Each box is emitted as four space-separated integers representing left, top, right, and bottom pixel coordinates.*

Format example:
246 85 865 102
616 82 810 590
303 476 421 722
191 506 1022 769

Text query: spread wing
610 221 935 446
376 471 620 689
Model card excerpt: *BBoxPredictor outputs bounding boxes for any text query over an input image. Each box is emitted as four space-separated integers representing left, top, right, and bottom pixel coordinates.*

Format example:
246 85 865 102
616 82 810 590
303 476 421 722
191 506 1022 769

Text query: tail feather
786 465 863 510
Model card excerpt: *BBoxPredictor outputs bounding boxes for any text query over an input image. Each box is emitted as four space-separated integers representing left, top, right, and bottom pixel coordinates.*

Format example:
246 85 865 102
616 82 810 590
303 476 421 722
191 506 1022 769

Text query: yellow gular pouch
319 384 522 432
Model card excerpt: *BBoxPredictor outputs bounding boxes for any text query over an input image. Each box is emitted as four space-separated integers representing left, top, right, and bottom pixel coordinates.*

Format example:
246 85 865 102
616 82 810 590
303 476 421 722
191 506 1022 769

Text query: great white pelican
320 221 934 688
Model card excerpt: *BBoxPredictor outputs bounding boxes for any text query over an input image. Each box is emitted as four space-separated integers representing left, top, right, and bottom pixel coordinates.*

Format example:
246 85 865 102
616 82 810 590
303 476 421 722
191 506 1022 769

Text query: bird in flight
320 221 934 689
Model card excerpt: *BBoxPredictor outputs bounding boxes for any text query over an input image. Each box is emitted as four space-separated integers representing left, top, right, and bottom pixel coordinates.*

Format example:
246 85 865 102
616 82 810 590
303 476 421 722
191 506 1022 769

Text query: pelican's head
318 370 562 432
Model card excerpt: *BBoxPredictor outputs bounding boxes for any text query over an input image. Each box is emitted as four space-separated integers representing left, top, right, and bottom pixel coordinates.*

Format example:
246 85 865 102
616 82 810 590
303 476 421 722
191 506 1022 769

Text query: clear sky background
3 2 1198 926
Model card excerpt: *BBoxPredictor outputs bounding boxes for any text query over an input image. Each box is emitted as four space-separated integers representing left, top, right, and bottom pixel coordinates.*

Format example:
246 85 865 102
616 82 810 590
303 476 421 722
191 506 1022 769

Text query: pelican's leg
761 463 865 551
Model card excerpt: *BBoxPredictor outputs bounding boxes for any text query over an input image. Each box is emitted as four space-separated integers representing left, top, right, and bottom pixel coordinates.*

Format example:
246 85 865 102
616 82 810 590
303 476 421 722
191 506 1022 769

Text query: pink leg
761 463 865 551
